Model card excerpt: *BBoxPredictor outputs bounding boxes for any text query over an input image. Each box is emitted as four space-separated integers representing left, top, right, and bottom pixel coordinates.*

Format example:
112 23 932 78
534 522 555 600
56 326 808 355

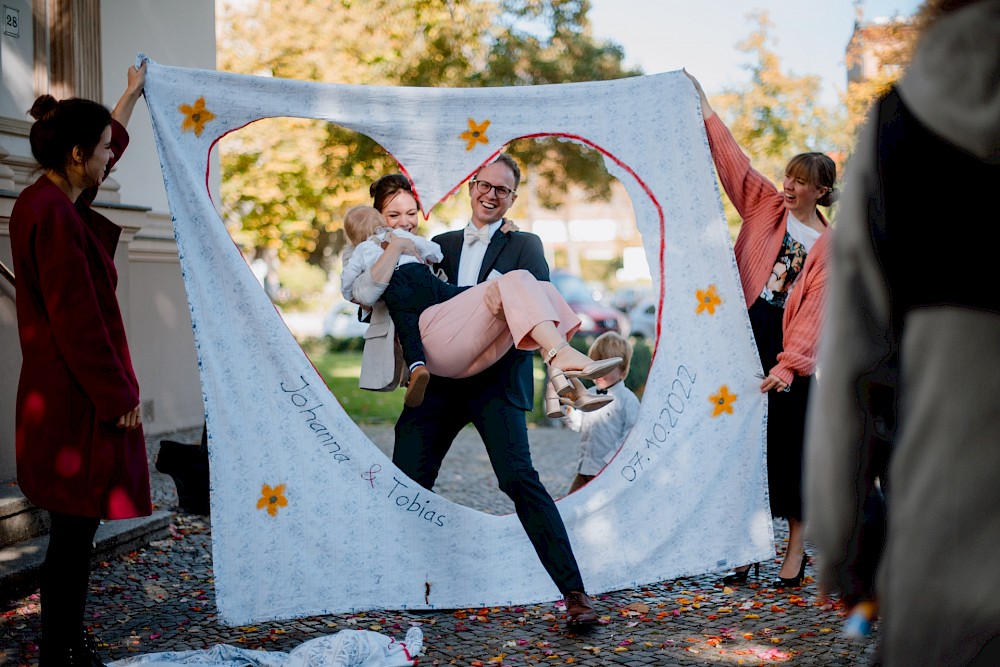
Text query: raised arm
685 70 781 222
684 69 716 120
112 61 146 128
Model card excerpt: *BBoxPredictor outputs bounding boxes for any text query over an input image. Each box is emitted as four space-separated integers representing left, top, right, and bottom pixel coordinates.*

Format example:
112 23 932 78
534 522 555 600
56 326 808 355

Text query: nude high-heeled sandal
544 365 615 418
561 376 614 413
544 377 568 418
545 342 623 396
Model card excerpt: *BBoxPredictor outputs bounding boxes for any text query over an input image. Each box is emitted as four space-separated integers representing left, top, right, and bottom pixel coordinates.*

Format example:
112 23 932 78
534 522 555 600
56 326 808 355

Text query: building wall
0 0 35 125
101 0 220 212
525 181 649 285
99 0 218 438
0 215 18 480
845 18 915 85
0 0 217 484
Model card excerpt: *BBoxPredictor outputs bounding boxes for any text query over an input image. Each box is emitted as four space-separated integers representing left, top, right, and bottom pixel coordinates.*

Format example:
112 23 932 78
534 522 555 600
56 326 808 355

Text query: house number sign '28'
4 6 19 38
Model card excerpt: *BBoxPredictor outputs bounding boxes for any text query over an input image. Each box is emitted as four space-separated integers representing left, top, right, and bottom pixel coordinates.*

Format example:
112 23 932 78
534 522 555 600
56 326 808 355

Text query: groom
392 154 597 629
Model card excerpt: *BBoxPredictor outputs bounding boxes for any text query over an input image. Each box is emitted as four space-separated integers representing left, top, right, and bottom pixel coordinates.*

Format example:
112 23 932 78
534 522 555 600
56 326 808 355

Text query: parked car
550 270 629 338
610 286 653 313
628 296 658 339
323 301 370 338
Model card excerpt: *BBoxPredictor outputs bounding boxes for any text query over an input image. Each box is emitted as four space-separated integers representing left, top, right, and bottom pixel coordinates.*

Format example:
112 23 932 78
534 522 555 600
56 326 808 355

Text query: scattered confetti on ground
0 426 879 665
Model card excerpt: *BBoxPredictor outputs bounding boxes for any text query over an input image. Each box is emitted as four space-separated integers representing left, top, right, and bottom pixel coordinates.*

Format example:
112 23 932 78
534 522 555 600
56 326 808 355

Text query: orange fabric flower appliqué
178 97 217 137
709 385 737 417
460 118 491 151
695 284 723 315
256 483 288 517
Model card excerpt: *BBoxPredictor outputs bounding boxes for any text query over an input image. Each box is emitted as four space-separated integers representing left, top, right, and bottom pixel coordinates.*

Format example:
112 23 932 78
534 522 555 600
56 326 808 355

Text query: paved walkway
1 425 879 665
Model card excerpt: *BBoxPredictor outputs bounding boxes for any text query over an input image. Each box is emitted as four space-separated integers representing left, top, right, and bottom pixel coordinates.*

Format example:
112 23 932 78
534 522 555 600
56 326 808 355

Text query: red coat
10 120 151 519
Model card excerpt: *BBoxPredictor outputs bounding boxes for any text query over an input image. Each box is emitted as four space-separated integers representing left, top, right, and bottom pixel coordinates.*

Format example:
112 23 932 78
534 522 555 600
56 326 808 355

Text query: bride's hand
485 281 505 320
384 231 421 258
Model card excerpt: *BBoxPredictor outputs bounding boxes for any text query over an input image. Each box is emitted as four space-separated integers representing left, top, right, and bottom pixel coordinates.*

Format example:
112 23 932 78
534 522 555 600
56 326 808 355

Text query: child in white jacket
340 205 442 303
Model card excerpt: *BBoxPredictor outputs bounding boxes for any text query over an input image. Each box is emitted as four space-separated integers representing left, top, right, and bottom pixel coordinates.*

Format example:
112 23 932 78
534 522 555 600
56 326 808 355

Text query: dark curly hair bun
28 94 58 121
27 96 112 172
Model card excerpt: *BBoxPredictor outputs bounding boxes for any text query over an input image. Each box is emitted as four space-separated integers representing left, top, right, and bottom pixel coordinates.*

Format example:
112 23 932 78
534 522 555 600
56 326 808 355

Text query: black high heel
774 555 807 588
721 562 759 585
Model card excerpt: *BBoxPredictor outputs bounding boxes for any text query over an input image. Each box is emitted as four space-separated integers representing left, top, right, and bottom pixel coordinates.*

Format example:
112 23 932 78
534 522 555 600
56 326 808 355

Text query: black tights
41 512 100 652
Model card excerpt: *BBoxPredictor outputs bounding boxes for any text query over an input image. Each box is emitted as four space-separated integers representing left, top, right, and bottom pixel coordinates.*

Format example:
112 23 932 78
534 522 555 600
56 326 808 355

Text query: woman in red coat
10 63 148 666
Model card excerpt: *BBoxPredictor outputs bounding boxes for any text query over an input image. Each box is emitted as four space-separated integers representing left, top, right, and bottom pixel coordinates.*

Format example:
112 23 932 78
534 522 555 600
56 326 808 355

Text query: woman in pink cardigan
686 72 837 588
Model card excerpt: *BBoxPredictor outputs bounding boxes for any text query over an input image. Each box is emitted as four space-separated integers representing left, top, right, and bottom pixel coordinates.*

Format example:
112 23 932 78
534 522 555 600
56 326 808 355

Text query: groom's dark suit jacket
431 225 549 410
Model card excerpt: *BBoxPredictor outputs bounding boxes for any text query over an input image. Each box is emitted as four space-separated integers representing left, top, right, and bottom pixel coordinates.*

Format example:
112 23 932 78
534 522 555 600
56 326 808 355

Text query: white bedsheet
141 54 772 626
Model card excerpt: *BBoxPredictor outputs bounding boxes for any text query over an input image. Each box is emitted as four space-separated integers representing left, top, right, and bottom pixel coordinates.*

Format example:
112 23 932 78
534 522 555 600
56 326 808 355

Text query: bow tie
596 388 608 395
464 225 491 246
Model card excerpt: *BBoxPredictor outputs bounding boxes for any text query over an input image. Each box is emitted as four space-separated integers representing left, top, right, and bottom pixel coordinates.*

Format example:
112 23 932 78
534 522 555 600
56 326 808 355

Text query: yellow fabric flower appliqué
709 385 738 417
695 284 723 315
460 118 491 151
256 483 288 517
178 97 217 137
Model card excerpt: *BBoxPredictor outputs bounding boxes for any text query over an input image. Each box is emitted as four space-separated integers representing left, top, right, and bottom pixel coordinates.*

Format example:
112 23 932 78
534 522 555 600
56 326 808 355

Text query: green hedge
324 335 366 353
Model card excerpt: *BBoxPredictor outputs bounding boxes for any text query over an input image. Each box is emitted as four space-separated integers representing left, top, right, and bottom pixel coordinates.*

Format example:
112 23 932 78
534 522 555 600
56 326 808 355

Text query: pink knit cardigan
704 114 831 384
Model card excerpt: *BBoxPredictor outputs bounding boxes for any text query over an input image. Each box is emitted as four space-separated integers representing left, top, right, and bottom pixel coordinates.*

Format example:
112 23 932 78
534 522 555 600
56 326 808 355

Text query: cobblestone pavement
1 424 879 665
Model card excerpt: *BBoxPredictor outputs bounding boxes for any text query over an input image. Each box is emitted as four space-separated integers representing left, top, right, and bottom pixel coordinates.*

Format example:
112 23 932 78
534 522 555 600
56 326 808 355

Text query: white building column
0 143 16 192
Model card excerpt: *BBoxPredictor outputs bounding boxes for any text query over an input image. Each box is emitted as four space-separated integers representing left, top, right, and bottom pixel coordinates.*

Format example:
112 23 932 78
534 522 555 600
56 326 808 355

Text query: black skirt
748 297 811 520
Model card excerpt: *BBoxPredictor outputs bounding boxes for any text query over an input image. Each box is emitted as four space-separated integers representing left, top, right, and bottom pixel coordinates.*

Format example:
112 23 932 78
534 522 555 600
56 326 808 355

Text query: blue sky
587 0 923 105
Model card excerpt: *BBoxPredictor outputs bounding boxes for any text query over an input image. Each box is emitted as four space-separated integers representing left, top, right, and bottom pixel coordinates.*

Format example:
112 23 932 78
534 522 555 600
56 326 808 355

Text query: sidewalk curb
0 510 173 602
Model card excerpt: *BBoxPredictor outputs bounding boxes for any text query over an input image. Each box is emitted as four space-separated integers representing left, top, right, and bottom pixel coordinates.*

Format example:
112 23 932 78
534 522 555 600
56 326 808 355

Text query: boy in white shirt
562 332 640 493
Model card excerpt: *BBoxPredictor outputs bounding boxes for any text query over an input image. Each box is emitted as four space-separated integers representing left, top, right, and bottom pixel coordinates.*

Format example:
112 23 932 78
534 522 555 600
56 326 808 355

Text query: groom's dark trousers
392 227 586 595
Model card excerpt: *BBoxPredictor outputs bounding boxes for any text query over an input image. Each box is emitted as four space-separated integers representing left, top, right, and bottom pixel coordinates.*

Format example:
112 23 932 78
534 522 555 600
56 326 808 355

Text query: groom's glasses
471 179 516 199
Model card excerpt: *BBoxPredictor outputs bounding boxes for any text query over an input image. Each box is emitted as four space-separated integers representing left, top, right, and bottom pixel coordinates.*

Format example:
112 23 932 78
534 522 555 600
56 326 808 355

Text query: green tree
705 9 924 238
707 12 844 235
217 0 635 267
486 0 640 207
714 12 841 179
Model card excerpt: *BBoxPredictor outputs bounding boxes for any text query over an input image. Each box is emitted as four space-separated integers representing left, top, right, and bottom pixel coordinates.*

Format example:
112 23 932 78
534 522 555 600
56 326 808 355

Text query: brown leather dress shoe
565 591 598 628
404 365 430 407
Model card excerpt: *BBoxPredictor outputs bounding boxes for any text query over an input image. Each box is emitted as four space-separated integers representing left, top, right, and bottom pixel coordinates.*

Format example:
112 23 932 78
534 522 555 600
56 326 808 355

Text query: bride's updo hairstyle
369 173 414 214
28 94 112 173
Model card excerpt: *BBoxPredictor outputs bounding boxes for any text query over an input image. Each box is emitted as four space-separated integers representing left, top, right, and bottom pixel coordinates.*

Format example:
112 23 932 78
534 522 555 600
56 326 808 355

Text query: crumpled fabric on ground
110 627 422 667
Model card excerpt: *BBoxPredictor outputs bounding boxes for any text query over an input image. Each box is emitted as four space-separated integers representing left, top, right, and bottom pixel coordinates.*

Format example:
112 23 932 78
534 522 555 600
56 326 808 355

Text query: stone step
0 487 49 547
0 509 173 602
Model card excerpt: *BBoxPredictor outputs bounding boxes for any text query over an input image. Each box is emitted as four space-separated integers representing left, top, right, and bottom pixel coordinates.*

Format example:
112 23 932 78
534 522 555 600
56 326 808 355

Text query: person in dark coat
10 62 149 666
806 1 1000 663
